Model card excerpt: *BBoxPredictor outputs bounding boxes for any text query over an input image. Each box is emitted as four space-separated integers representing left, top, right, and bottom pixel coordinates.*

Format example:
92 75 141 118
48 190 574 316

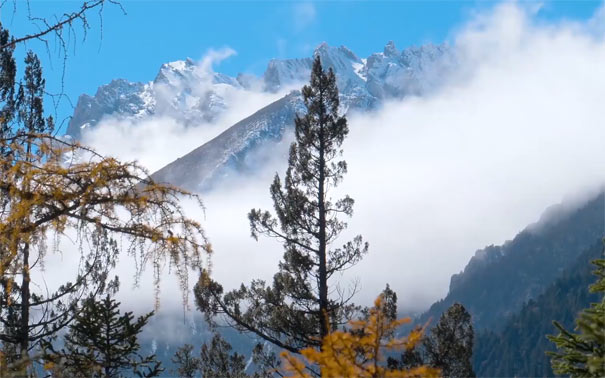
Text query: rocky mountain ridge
67 41 453 138
66 41 454 190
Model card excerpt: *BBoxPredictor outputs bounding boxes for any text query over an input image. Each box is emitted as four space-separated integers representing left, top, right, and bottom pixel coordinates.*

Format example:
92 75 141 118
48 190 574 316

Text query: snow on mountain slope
263 57 313 92
151 92 304 191
67 79 152 138
67 41 454 191
67 41 452 138
364 42 453 99
66 58 244 139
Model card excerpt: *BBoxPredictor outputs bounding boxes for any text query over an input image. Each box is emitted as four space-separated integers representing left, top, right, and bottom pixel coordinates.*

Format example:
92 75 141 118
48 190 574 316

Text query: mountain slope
151 92 303 191
473 240 603 377
418 191 605 331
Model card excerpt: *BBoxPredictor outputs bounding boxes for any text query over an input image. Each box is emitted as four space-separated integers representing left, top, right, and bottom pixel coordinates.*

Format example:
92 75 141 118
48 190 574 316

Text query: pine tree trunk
105 301 111 378
19 242 30 358
318 88 329 344
19 138 34 361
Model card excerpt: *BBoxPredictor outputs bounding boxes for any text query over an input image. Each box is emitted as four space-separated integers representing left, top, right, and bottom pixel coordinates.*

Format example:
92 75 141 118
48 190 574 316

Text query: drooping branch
0 0 123 50
0 133 211 304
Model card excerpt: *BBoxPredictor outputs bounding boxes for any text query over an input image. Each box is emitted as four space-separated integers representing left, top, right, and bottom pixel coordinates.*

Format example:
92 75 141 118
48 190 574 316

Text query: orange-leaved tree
281 294 441 378
0 22 211 373
0 132 212 370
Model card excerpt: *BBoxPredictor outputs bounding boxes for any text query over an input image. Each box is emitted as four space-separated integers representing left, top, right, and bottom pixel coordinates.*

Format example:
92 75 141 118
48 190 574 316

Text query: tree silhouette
195 56 367 361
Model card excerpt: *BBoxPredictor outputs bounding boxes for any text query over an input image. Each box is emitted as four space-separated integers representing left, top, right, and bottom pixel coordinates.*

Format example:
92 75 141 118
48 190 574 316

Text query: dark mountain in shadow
473 239 602 377
419 191 604 331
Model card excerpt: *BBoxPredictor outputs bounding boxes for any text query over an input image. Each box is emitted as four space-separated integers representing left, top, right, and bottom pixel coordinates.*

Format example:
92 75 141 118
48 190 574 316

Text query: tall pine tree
199 334 247 378
195 56 368 357
0 47 60 366
171 344 200 378
172 334 247 378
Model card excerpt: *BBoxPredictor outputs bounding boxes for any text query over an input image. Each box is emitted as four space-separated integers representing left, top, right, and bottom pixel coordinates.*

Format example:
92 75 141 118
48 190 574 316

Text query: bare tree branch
0 0 124 50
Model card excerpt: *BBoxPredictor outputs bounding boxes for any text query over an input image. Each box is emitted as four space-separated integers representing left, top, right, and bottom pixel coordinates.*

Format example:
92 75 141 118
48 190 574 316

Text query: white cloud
79 2 605 317
199 2 605 313
81 91 280 173
341 3 605 310
199 47 237 73
588 2 605 36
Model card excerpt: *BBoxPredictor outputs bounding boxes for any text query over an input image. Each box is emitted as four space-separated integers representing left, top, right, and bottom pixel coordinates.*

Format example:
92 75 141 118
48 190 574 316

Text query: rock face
365 42 452 99
66 79 152 138
152 92 304 191
67 41 455 191
65 59 243 139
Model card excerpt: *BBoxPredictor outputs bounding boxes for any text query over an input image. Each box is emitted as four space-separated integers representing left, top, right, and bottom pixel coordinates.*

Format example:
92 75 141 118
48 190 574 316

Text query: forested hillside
473 240 603 377
420 192 604 331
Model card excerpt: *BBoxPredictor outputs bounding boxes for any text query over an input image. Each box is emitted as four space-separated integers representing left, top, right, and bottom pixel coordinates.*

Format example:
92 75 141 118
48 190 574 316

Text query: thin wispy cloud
199 47 237 72
293 2 317 31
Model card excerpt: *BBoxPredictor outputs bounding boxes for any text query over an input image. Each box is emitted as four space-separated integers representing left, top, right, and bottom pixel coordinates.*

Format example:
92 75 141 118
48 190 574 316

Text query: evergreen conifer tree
200 334 247 378
172 344 200 378
388 303 475 378
548 253 605 377
195 56 368 357
423 303 475 378
44 295 162 378
250 343 282 378
172 334 247 378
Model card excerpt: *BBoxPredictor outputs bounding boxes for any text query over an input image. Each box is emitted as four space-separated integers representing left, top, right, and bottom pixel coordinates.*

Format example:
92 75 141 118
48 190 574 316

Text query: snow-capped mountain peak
66 41 455 190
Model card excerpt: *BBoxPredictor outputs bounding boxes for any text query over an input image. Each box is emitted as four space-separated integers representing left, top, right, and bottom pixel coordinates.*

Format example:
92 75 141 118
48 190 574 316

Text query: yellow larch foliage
281 295 441 378
0 133 212 304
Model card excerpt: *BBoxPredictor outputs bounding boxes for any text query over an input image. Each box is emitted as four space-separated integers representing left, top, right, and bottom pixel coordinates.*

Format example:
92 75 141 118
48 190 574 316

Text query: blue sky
2 0 602 132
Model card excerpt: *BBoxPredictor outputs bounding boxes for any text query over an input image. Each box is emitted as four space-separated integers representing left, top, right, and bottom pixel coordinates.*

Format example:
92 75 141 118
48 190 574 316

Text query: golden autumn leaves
0 133 211 303
282 295 440 378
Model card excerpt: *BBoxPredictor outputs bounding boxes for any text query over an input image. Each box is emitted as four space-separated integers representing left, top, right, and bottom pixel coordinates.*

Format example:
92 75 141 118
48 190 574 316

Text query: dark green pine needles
548 253 605 377
45 295 162 378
